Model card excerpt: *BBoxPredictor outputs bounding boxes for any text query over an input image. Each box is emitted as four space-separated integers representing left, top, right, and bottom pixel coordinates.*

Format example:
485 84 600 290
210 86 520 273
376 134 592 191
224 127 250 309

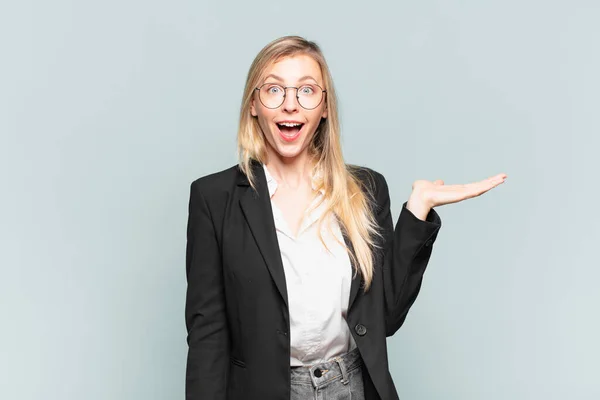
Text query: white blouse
263 164 357 367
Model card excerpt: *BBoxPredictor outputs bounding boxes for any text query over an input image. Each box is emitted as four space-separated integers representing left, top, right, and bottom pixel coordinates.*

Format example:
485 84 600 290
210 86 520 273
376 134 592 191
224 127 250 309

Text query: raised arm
376 169 506 335
372 172 442 336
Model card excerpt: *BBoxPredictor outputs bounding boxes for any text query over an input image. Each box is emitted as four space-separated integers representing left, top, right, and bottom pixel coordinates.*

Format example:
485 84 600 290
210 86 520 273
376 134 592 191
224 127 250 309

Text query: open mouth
276 122 304 142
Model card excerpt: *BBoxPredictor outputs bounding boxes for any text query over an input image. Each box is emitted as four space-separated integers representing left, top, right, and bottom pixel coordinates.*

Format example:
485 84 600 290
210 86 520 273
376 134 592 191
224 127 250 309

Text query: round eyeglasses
254 83 326 110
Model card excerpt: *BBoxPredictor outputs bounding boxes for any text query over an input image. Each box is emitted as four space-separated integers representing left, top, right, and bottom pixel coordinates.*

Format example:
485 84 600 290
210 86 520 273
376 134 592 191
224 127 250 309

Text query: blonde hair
237 36 381 290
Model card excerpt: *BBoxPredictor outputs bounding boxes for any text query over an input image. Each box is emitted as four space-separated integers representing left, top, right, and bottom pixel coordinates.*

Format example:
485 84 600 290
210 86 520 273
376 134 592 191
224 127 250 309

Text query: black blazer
185 161 442 400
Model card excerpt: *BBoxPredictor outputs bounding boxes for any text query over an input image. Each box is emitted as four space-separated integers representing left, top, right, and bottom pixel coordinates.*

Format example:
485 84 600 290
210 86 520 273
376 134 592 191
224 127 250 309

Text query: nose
282 88 299 113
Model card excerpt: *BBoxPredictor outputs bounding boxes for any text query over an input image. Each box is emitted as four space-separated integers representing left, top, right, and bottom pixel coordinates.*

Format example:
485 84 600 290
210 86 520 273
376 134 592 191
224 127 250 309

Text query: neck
264 147 315 190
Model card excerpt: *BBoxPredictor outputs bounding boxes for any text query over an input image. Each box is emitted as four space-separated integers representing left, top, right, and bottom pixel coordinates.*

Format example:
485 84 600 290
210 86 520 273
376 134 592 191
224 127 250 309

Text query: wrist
406 195 431 221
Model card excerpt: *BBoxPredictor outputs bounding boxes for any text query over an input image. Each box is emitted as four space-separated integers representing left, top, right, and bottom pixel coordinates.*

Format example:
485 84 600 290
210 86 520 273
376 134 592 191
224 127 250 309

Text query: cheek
255 109 275 133
308 109 326 128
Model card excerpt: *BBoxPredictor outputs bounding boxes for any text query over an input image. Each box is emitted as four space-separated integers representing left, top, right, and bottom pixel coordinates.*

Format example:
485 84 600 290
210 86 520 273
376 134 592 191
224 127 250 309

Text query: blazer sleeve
372 172 442 337
185 181 230 399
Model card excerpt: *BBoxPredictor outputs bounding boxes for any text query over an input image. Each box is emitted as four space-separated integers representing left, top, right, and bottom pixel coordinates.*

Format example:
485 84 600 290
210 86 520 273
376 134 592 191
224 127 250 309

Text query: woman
184 36 506 400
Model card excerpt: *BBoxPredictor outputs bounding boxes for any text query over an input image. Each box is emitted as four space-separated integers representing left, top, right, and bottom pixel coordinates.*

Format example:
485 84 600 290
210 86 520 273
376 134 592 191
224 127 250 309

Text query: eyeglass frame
254 83 327 110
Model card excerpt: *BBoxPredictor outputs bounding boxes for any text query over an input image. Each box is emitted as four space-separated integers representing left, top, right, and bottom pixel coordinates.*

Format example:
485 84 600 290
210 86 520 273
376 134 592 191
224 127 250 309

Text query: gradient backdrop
1 0 599 399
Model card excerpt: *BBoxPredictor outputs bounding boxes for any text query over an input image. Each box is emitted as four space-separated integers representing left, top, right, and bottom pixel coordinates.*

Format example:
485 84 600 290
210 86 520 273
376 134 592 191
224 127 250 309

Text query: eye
299 85 315 95
266 85 283 94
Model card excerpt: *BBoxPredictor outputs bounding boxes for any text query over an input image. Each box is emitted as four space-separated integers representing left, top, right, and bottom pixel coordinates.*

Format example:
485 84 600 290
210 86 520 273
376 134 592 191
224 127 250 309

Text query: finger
488 173 507 185
428 174 506 206
433 179 444 186
440 174 505 192
443 179 498 200
465 174 507 192
470 175 506 196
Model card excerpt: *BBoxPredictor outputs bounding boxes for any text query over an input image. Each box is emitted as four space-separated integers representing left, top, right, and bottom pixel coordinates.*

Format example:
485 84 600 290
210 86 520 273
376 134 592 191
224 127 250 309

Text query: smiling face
251 54 328 163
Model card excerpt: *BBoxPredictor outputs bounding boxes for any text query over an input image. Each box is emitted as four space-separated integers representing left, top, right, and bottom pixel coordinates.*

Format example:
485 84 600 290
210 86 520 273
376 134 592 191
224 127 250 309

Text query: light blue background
2 0 599 399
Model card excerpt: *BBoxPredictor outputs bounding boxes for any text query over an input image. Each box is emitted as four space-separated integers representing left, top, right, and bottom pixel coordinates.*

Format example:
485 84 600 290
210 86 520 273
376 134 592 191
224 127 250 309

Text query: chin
264 132 306 157
273 144 305 159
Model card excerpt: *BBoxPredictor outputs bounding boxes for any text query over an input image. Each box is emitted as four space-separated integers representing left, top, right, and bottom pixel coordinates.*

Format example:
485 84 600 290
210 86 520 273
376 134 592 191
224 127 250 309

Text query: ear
251 97 257 117
321 104 328 119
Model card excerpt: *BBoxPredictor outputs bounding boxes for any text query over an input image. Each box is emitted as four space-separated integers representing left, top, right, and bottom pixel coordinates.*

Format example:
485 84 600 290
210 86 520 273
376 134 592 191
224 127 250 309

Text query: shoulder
189 164 242 200
347 164 389 199
191 164 240 190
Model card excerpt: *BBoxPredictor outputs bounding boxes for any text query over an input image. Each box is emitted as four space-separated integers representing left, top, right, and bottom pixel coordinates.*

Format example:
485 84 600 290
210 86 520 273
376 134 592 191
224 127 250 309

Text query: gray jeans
290 348 365 400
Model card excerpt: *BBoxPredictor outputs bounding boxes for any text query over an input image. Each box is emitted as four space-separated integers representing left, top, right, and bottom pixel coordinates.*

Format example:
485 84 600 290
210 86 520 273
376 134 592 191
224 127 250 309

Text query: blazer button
425 239 433 247
355 324 367 336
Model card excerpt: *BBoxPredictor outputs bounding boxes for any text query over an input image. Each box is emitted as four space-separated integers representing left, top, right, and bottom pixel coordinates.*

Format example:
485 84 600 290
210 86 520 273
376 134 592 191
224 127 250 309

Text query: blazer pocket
230 357 246 368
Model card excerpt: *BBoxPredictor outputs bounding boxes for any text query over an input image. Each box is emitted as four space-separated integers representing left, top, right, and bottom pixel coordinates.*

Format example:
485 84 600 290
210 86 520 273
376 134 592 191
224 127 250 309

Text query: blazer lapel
236 161 366 311
238 161 289 308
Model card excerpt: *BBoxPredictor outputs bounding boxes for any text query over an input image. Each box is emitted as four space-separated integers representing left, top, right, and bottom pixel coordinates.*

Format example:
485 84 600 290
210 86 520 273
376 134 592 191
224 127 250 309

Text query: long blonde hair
237 36 381 290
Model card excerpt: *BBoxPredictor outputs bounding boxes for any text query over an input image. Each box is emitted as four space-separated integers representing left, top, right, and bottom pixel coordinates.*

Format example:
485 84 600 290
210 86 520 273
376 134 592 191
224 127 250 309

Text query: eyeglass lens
258 84 324 109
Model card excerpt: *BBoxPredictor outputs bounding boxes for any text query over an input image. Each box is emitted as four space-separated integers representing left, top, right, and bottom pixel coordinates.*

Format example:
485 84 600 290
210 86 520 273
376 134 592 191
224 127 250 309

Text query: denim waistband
290 347 363 386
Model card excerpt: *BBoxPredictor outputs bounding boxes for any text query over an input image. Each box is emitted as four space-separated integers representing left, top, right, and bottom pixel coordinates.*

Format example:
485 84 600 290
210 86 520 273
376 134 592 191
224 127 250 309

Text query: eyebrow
262 74 321 85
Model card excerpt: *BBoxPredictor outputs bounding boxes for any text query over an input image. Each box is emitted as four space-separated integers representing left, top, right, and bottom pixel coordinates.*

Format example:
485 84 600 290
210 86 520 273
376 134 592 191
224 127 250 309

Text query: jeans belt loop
335 356 350 385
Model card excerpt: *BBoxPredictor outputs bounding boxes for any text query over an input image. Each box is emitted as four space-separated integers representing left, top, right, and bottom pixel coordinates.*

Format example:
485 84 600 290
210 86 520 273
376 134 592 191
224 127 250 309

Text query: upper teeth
280 122 301 127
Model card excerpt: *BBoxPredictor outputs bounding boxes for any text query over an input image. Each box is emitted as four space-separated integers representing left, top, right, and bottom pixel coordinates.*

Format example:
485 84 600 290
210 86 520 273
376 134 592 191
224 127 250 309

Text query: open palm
413 173 507 209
